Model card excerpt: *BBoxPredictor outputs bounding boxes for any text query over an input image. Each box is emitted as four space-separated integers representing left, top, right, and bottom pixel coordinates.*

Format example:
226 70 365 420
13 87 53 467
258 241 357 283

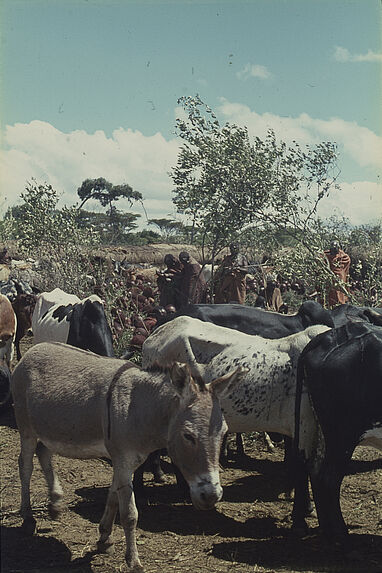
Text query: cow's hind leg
36 442 63 519
310 450 350 545
18 435 38 535
291 451 311 536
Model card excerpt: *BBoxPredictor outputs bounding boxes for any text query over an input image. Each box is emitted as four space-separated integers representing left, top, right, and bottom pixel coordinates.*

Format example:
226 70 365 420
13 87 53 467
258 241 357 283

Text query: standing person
324 240 351 307
156 254 182 308
178 251 207 308
214 243 248 304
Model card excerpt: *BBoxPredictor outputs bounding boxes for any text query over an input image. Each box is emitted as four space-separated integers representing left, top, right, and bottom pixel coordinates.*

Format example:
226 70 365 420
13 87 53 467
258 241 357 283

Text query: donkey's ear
207 366 248 398
169 362 195 396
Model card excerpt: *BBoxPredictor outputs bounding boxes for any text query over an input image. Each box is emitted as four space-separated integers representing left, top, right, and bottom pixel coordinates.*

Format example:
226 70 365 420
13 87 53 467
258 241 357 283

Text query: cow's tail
294 353 306 458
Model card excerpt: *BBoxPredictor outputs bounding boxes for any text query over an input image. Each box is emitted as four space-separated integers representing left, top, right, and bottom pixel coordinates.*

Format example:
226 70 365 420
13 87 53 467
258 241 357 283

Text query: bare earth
1 342 381 573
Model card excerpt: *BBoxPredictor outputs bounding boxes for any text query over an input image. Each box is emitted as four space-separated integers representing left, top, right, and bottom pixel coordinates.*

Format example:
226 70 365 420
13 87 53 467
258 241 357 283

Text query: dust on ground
1 339 381 573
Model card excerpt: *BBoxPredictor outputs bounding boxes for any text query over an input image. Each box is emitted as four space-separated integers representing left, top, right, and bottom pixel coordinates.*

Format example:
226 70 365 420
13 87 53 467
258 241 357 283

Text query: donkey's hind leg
97 474 119 555
18 435 38 535
36 441 63 519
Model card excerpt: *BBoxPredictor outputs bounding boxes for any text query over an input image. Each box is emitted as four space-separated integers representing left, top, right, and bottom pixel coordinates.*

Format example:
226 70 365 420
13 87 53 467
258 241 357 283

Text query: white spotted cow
142 315 330 525
32 288 114 357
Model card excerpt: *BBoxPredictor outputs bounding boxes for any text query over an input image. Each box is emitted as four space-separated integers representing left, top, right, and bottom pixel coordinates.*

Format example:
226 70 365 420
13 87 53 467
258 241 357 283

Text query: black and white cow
157 300 335 456
32 288 114 357
293 321 382 543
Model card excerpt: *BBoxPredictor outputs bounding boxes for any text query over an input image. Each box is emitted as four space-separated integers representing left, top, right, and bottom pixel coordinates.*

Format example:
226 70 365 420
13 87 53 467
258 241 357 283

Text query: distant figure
156 254 182 308
0 248 11 265
214 243 248 304
263 280 287 313
178 251 207 308
324 240 351 307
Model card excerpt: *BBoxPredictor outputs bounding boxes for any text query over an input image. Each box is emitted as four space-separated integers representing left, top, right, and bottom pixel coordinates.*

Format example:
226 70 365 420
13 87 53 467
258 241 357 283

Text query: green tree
148 218 185 242
172 96 340 257
5 180 100 294
77 177 143 210
171 95 341 297
77 178 143 245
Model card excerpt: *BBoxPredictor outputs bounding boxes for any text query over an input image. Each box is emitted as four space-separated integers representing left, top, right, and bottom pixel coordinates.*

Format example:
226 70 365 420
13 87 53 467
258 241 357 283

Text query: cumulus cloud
236 63 271 80
0 120 180 226
1 108 380 228
317 181 382 226
334 46 382 63
217 100 382 170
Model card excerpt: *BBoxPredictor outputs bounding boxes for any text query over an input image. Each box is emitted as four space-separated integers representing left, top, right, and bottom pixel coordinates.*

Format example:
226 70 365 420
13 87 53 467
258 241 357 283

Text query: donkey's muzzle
189 476 223 510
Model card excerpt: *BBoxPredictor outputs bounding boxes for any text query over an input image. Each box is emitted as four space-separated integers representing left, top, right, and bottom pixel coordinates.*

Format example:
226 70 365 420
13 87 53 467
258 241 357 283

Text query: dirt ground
1 341 382 573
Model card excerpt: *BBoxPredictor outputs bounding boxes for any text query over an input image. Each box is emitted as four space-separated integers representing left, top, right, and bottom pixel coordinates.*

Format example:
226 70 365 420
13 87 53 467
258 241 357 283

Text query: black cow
166 300 335 336
330 303 382 327
293 321 382 544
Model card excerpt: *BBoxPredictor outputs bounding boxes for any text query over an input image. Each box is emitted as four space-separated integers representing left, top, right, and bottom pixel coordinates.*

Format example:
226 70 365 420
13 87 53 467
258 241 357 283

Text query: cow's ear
169 362 197 397
207 366 248 398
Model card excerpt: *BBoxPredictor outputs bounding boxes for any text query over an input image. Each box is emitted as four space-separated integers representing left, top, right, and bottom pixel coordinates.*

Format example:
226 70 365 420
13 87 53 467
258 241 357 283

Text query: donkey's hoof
126 561 144 572
48 503 62 520
97 540 115 555
21 517 36 536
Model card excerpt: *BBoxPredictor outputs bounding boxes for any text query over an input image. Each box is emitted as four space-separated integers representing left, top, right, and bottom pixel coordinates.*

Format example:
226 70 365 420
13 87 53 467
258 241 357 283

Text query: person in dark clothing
156 254 182 308
324 240 351 307
178 251 207 308
214 243 248 304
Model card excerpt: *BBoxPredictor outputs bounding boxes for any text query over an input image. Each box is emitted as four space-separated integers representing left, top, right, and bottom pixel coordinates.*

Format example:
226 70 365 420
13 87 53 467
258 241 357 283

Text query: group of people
156 251 207 311
157 243 250 311
156 239 351 313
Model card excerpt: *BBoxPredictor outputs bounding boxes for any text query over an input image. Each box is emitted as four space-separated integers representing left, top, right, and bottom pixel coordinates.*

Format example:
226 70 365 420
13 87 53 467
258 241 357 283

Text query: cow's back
67 297 115 357
174 301 333 338
32 288 81 343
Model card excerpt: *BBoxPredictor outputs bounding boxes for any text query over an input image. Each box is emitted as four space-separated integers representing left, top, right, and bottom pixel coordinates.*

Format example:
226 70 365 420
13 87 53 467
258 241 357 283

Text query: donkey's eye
183 433 196 444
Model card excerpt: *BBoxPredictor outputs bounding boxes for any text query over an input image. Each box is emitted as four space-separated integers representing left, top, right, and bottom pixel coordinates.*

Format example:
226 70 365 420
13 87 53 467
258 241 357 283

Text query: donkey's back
12 342 130 459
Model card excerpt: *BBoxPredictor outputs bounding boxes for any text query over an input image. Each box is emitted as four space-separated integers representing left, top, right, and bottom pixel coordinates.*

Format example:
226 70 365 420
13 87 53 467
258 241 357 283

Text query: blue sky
1 0 381 228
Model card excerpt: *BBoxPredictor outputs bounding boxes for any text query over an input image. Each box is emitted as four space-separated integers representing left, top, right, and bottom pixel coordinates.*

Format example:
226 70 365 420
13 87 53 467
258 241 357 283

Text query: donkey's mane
147 361 207 391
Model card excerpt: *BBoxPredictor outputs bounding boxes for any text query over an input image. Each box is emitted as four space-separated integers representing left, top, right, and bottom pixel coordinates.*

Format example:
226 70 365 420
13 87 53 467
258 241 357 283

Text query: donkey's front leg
114 461 143 572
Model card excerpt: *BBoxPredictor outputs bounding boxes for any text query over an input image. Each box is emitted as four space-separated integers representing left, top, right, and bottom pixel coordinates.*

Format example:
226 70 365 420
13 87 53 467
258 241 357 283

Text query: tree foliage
77 177 144 245
148 218 185 241
77 177 143 210
4 180 100 294
171 95 340 262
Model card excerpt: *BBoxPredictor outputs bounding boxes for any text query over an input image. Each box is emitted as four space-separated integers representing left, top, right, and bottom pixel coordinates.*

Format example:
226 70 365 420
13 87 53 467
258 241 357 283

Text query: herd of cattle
1 276 382 570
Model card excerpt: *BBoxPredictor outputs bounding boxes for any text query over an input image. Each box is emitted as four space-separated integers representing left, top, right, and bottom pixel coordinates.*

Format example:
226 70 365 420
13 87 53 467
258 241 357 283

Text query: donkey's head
166 362 247 510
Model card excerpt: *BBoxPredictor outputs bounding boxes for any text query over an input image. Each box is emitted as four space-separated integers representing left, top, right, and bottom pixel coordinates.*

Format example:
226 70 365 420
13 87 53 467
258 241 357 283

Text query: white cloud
334 46 382 63
317 181 382 226
1 108 381 229
237 63 271 80
217 100 382 170
0 120 180 227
